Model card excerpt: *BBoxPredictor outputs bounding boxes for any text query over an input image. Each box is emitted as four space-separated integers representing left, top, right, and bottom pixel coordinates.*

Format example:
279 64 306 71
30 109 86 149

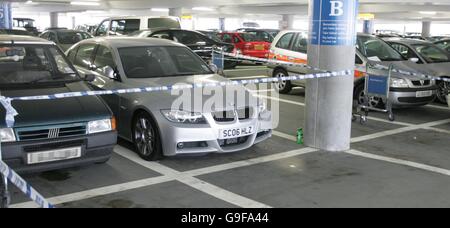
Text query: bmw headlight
87 118 114 134
391 78 409 88
0 128 16 142
161 110 207 124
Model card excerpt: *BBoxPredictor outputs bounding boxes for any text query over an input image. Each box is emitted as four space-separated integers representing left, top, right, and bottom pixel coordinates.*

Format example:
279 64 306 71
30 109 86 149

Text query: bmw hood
0 81 112 128
124 74 260 112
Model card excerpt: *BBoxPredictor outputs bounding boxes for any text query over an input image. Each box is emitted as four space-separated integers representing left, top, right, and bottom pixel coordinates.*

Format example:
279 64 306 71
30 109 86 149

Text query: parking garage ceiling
9 0 450 21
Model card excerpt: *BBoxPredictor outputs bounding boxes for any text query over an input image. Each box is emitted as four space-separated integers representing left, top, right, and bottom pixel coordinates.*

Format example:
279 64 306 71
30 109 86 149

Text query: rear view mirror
409 57 419 63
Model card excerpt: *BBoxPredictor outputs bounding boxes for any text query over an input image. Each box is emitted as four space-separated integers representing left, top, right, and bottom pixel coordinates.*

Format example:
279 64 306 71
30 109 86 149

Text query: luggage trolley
354 64 395 124
211 47 225 75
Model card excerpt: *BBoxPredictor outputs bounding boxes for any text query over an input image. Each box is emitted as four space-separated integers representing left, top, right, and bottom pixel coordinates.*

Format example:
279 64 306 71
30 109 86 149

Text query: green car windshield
0 45 80 86
119 46 213 78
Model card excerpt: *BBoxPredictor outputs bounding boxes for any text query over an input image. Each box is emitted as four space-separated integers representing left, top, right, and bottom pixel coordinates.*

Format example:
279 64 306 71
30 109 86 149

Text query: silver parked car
66 37 273 160
268 32 437 108
387 38 450 104
40 29 93 52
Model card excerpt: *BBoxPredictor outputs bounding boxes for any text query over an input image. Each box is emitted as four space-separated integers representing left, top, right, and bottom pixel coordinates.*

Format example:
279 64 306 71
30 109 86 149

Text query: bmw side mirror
103 66 118 80
84 74 96 82
409 57 419 63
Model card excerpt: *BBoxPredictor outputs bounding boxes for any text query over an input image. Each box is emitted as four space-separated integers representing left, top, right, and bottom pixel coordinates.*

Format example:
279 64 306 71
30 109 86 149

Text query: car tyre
273 68 292 94
436 79 449 104
132 112 163 161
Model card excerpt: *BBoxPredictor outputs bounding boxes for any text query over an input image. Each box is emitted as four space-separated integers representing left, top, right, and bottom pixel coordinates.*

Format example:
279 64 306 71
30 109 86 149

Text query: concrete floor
7 65 450 208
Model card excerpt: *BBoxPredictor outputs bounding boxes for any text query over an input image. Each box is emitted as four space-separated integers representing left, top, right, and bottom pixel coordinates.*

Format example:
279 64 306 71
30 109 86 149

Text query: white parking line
258 94 306 106
351 119 450 143
114 146 272 208
345 149 450 177
10 175 174 208
424 127 450 135
272 131 298 142
185 147 318 177
10 145 317 208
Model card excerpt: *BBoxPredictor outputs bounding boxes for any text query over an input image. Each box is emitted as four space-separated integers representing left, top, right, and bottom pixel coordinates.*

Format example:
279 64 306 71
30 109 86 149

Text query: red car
219 32 270 59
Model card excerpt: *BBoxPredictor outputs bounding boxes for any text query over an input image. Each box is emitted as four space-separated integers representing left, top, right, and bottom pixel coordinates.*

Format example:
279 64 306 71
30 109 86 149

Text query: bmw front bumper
156 112 273 156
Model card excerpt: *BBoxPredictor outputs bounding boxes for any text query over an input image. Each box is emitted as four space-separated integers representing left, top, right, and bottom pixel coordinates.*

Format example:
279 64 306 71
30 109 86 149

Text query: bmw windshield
0 45 80 87
119 46 213 78
357 36 405 62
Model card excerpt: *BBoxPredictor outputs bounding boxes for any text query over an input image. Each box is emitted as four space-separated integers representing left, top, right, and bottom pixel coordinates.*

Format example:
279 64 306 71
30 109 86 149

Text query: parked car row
267 31 442 108
0 34 273 173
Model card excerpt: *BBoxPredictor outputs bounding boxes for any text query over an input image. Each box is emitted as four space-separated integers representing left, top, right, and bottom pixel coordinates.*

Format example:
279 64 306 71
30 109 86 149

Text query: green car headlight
0 128 16 142
87 119 113 134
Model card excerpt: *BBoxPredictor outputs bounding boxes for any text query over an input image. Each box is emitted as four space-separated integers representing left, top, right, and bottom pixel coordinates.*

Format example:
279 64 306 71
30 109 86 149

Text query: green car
0 35 117 173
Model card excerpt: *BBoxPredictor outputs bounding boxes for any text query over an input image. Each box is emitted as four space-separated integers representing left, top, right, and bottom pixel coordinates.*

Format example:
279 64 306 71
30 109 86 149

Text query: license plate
27 147 82 165
219 126 254 139
416 90 432 98
254 45 264 50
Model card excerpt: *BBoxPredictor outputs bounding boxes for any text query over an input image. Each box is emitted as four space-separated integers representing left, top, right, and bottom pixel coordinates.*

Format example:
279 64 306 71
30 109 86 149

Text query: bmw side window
93 45 115 74
67 46 79 62
74 44 96 69
276 33 294 50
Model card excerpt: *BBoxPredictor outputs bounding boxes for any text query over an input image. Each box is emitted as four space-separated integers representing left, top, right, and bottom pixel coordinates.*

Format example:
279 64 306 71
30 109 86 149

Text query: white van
94 16 181 37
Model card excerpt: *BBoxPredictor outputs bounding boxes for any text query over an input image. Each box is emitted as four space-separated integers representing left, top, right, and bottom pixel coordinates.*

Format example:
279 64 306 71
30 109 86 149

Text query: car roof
82 36 185 49
0 35 53 44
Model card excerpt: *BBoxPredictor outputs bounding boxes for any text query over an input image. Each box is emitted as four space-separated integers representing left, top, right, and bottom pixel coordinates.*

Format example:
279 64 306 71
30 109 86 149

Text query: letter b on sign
329 0 344 16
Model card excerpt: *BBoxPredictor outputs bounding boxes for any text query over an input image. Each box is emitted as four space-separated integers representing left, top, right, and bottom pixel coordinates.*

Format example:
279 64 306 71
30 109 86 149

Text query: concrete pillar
169 8 182 18
71 16 76 29
305 0 358 151
279 14 294 30
0 2 12 29
50 12 58 28
219 17 225 31
363 20 374 34
422 21 431 38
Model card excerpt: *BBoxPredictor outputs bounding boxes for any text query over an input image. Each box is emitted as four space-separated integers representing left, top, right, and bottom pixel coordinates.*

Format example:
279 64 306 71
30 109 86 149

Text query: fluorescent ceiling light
192 7 214 11
419 11 437 15
71 1 100 6
151 8 169 12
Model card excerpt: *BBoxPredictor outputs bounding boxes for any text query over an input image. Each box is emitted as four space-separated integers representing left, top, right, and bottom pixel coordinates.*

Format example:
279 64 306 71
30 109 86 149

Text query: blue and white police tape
213 50 327 73
0 160 54 208
370 64 450 83
0 70 352 128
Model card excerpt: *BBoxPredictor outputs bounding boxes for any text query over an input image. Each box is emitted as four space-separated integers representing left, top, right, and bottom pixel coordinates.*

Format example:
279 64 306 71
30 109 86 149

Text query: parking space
2 1 450 210
6 65 450 208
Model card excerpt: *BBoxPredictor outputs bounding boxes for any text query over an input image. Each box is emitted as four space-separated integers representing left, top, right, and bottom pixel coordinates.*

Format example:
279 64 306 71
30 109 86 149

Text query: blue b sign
310 0 358 46
0 2 12 29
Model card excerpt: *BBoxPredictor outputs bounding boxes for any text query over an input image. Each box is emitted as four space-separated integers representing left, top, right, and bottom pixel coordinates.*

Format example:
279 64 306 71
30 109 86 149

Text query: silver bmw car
66 37 273 160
